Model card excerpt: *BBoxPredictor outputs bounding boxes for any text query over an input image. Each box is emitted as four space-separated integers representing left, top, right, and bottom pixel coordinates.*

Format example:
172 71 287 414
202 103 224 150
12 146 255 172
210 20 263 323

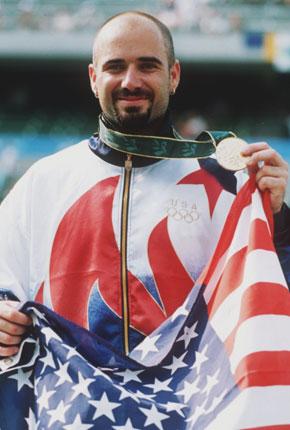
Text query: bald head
92 11 176 69
88 11 180 134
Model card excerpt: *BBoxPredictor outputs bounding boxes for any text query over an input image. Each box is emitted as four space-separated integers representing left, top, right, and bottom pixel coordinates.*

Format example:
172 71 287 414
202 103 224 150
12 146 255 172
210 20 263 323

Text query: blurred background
1 0 290 201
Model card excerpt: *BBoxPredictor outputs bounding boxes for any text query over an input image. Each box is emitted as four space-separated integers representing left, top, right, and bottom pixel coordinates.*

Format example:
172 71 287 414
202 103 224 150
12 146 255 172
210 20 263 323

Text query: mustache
113 88 153 100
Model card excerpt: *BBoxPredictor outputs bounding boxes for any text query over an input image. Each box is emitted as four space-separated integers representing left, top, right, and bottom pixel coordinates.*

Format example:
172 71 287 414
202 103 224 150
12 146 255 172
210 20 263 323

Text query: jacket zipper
121 154 132 355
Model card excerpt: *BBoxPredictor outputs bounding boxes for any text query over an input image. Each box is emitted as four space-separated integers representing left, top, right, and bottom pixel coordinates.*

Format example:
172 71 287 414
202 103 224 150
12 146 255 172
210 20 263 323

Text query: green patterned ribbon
98 117 235 159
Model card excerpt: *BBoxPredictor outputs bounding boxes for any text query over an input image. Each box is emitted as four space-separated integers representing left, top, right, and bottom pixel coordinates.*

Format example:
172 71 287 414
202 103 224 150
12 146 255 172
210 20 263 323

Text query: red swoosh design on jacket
179 169 223 217
38 175 196 335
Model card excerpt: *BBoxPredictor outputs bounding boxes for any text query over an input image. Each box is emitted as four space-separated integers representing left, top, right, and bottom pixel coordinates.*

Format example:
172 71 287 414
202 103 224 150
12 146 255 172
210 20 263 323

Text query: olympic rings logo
166 199 200 223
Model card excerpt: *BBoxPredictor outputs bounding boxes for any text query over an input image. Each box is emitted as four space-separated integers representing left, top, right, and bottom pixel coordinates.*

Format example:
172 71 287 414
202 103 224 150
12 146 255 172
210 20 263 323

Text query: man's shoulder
10 139 92 193
32 139 90 171
18 139 95 183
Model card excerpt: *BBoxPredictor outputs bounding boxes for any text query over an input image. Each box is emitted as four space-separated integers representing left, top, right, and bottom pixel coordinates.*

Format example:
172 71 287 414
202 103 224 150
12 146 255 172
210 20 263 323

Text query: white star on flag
133 334 161 360
176 377 201 403
191 343 209 374
165 401 186 417
147 377 173 393
31 307 49 324
63 414 93 430
41 326 62 343
186 399 207 425
135 390 156 401
112 418 139 430
39 347 56 374
25 408 37 429
205 389 227 414
89 392 121 422
70 372 95 401
9 369 33 392
139 404 169 430
54 360 73 387
37 385 55 414
177 321 199 348
163 351 188 375
47 400 70 427
117 386 140 403
64 346 81 360
115 368 143 384
170 300 189 322
202 368 220 396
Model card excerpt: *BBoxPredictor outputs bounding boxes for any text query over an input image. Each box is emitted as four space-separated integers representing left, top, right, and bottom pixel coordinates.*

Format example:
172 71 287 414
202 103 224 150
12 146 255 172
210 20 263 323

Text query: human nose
121 65 142 91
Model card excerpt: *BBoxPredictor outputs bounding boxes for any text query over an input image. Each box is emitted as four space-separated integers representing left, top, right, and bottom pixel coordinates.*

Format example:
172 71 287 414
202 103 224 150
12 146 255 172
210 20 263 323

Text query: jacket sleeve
273 203 290 290
0 171 33 302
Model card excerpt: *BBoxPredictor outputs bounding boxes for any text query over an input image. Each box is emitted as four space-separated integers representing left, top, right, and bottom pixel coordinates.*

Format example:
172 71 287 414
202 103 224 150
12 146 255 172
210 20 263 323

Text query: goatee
115 109 152 134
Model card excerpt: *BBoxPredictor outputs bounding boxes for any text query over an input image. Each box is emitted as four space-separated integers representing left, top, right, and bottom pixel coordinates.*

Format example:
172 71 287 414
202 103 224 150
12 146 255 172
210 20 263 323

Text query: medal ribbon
98 117 235 159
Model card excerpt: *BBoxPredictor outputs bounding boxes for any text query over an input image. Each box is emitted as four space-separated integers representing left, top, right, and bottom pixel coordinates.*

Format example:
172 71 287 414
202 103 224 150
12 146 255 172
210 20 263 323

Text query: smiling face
89 14 180 133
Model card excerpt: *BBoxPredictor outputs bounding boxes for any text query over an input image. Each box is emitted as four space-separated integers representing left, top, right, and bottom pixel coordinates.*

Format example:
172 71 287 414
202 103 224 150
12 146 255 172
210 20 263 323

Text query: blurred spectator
52 7 75 32
157 0 181 30
0 1 4 29
175 111 209 139
74 1 101 31
176 0 209 31
158 0 238 34
17 0 39 30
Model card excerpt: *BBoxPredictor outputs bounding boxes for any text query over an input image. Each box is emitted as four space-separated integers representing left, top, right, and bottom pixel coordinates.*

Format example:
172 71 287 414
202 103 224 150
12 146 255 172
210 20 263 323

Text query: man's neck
101 112 173 138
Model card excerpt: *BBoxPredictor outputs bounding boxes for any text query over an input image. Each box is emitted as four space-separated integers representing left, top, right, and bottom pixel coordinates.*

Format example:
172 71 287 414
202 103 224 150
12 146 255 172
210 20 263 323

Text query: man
0 11 289 358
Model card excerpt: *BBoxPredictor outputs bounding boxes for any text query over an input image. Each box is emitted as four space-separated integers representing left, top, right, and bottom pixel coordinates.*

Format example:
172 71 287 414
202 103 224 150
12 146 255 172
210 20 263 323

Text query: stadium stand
0 0 290 201
0 0 290 33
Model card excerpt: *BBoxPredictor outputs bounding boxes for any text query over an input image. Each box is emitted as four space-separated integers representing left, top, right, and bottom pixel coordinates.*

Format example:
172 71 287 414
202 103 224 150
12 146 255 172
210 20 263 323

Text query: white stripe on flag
210 249 287 342
203 252 227 304
205 385 290 429
203 220 250 307
204 210 258 305
204 189 271 305
229 314 290 373
250 188 269 224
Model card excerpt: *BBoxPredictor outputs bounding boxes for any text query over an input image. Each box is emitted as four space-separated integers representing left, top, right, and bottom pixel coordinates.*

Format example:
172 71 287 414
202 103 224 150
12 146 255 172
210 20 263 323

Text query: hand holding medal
240 141 288 214
216 137 288 214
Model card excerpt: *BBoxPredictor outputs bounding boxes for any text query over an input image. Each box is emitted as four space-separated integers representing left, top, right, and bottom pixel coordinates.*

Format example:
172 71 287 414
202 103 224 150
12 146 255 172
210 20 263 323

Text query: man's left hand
241 142 289 214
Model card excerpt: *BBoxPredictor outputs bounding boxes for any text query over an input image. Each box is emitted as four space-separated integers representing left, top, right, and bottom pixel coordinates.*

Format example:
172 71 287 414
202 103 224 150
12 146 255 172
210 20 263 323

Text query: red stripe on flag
207 219 275 318
247 219 275 253
207 246 247 317
235 351 290 388
225 282 290 354
244 426 290 430
203 178 254 286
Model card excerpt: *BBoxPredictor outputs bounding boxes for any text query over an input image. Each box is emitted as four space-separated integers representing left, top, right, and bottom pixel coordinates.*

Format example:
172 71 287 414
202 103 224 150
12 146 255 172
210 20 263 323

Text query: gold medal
216 137 249 171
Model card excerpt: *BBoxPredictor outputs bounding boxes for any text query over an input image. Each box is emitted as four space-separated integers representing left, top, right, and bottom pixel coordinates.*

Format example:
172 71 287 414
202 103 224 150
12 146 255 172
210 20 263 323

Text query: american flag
0 176 289 429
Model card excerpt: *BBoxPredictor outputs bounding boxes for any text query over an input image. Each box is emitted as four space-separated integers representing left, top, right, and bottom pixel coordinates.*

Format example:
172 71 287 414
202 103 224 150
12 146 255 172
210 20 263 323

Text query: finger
256 165 289 183
0 302 32 326
256 176 286 213
256 175 287 194
0 344 19 357
241 142 270 156
246 148 286 168
0 318 29 336
0 331 22 346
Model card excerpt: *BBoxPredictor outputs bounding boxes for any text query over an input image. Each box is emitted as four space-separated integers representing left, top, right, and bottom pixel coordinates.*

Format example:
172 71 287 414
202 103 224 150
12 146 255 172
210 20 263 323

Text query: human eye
104 62 125 73
139 62 159 72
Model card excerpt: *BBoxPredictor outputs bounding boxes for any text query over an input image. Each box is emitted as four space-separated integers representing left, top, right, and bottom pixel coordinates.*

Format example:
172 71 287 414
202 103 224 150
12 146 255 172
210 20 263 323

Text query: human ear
88 63 98 98
169 60 181 95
